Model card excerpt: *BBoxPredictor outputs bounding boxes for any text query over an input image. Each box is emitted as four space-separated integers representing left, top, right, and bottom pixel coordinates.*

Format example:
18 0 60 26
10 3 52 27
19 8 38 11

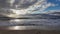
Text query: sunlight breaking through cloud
0 0 59 18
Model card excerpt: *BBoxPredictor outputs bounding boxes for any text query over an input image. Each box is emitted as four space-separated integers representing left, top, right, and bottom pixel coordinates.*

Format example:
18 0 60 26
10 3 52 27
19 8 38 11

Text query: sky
0 0 60 14
27 0 60 14
46 0 60 10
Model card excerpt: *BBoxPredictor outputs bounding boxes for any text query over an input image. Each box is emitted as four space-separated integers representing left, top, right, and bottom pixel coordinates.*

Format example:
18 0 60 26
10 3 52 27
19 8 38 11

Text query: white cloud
59 0 60 1
8 0 58 14
42 10 60 14
14 0 46 14
56 0 60 1
25 0 47 13
2 0 59 15
25 0 58 14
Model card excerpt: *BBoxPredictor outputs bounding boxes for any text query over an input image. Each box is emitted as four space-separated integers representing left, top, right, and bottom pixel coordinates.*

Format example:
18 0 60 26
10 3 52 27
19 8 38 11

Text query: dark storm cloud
0 0 38 9
0 0 6 8
0 8 14 15
15 0 38 9
0 0 38 15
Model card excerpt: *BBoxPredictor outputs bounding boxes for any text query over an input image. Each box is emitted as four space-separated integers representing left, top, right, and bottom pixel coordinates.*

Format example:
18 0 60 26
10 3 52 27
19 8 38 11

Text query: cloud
47 10 60 13
25 0 47 13
41 10 60 14
8 0 58 14
6 0 58 9
0 0 59 15
6 0 38 9
25 0 58 14
56 0 60 1
59 0 60 1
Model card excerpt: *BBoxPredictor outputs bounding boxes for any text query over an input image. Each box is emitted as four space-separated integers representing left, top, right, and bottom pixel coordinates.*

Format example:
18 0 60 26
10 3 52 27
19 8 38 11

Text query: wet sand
0 30 60 34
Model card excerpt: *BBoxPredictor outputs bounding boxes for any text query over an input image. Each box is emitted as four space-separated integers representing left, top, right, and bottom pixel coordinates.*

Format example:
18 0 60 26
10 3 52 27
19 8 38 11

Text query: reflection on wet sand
0 18 60 30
